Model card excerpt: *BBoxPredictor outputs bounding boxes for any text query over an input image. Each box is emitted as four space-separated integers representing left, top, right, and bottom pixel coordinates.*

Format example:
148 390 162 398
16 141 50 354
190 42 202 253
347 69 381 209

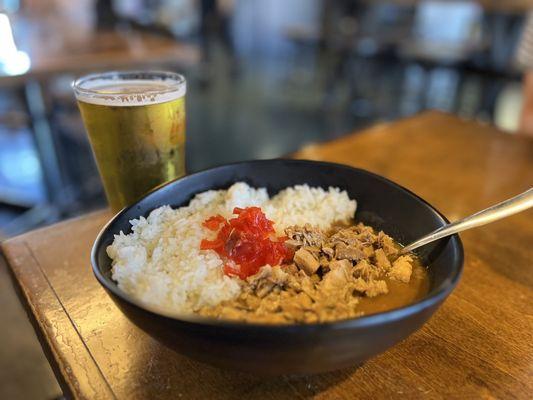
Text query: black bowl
92 159 463 374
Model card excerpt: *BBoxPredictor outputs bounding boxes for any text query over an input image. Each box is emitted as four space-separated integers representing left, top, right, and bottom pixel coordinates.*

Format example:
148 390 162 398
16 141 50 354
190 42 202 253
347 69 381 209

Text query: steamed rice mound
107 182 357 314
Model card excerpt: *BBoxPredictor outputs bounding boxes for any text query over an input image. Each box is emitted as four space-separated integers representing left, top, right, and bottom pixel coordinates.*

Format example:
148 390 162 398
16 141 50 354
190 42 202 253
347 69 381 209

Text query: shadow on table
131 343 357 399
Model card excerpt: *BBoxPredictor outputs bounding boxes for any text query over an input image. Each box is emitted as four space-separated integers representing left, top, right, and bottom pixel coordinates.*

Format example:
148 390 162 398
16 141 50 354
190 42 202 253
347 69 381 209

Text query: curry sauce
200 221 430 323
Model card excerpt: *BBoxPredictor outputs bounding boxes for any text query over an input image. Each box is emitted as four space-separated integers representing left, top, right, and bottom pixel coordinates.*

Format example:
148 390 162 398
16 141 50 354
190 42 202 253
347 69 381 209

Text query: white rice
107 182 357 314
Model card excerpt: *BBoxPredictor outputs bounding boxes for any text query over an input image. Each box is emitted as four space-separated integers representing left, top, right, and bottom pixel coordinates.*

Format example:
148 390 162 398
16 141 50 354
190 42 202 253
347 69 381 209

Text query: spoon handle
401 187 533 254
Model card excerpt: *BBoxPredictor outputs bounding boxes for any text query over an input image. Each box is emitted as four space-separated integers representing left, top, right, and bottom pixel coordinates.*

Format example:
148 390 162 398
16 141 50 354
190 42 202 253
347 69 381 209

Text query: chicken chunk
388 255 413 283
270 265 290 284
353 278 388 297
328 259 352 271
334 242 366 261
321 246 335 258
285 224 325 247
294 248 320 275
378 231 399 256
374 248 391 271
353 259 381 280
248 266 289 297
320 262 351 293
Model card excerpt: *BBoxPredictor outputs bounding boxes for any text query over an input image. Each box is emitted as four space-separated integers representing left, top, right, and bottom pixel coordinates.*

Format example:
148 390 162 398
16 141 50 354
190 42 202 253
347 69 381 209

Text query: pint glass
73 71 186 211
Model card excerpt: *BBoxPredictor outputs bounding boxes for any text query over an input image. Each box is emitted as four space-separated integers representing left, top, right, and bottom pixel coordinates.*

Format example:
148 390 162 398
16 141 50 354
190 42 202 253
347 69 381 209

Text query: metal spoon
401 187 533 254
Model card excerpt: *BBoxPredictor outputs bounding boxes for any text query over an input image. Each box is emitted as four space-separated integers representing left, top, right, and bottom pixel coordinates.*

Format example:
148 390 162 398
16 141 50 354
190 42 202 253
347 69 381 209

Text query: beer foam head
73 72 186 106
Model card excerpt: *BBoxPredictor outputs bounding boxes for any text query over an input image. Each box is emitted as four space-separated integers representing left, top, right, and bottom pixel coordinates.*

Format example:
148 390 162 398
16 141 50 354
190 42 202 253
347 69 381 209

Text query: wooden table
2 112 532 399
2 15 199 85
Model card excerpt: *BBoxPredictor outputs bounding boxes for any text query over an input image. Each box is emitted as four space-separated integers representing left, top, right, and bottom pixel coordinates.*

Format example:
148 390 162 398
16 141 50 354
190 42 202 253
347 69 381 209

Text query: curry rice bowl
106 182 357 314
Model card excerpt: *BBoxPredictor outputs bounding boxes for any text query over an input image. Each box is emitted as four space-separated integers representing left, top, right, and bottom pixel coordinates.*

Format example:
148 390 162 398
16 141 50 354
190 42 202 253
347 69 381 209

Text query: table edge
291 111 533 159
0 241 114 399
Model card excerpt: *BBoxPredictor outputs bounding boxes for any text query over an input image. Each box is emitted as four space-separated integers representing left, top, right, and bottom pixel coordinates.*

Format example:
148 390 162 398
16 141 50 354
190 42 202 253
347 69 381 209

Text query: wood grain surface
2 112 533 399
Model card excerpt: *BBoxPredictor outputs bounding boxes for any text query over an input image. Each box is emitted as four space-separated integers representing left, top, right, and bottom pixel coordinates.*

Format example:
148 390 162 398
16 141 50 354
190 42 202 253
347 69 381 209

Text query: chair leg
22 80 64 203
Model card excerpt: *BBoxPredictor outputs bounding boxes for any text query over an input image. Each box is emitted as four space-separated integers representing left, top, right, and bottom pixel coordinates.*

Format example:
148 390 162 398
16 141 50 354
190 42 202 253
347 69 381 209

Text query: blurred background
0 0 530 238
0 0 531 398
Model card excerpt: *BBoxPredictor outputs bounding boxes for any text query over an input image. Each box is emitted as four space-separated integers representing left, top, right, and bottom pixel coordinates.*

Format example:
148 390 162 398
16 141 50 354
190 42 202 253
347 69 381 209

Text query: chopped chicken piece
362 245 375 258
298 273 317 299
353 259 381 280
294 248 320 275
256 281 275 298
322 246 334 258
355 222 376 236
320 262 351 293
285 264 299 274
270 265 290 284
353 278 388 297
247 265 272 284
328 229 359 247
356 230 378 245
378 231 399 256
374 248 391 271
365 280 389 297
328 259 352 271
285 224 325 247
334 242 366 261
285 239 301 250
303 245 321 257
319 256 331 269
248 266 289 297
388 255 413 283
247 265 288 287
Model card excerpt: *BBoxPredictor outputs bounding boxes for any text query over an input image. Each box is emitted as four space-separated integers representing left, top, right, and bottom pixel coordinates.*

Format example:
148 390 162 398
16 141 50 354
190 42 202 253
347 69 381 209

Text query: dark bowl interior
92 159 463 375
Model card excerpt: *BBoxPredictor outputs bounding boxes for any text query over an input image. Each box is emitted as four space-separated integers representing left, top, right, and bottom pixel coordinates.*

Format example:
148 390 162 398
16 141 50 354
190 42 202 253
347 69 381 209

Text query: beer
73 72 186 211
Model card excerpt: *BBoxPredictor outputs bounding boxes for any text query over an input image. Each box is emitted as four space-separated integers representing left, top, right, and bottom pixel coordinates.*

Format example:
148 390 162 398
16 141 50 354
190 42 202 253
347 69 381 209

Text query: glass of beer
73 71 186 211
